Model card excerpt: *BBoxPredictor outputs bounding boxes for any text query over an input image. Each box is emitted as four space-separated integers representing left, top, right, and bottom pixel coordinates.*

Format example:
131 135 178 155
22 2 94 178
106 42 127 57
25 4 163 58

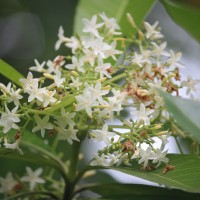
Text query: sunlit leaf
74 0 156 36
161 0 200 42
110 154 200 193
160 91 200 142
0 59 24 86
87 183 200 199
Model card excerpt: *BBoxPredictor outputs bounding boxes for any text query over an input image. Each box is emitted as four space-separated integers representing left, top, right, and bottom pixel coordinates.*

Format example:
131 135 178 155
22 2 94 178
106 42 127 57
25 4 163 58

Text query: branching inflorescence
0 13 200 197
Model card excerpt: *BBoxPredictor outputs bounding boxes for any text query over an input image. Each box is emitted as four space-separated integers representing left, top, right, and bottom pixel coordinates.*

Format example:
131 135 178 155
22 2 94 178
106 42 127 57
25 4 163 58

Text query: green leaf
74 0 156 35
160 91 200 142
42 95 75 113
0 59 24 86
87 183 200 200
29 95 75 115
161 0 200 42
110 154 200 193
0 141 68 182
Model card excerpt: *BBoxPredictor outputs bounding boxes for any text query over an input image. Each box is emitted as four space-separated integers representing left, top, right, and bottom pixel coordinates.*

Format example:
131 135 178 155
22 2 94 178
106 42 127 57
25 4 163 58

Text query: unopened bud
126 13 137 28
71 71 79 77
43 73 53 79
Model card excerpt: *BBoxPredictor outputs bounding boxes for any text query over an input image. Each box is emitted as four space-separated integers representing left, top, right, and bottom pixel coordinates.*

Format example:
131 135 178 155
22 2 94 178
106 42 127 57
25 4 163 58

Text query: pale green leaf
0 59 24 86
74 0 156 35
160 91 200 142
111 154 200 193
161 0 200 42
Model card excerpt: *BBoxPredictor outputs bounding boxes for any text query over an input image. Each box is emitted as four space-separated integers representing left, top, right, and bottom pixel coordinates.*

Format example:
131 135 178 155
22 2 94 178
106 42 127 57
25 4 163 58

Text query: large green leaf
161 0 200 42
0 59 24 86
161 91 200 142
110 154 200 193
74 0 156 35
87 183 200 199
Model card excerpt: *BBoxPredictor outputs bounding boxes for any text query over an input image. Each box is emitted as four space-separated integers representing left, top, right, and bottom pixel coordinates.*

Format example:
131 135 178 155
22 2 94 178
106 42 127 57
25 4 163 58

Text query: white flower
19 72 39 91
99 12 121 35
20 167 45 191
151 42 169 57
53 71 66 87
32 115 53 137
131 53 147 67
131 148 140 159
54 108 76 128
92 124 115 145
167 50 184 68
95 58 112 78
65 56 85 73
65 36 80 53
55 26 70 50
69 76 82 89
133 103 154 125
75 89 98 117
82 15 104 37
105 41 122 60
0 172 18 194
0 83 10 94
152 148 169 167
181 75 200 95
82 49 97 66
144 21 163 40
86 81 109 103
57 126 79 145
29 59 46 72
5 82 23 106
26 86 47 103
0 105 20 133
138 146 152 168
109 153 129 166
46 56 65 74
41 90 57 107
85 37 110 59
90 154 110 166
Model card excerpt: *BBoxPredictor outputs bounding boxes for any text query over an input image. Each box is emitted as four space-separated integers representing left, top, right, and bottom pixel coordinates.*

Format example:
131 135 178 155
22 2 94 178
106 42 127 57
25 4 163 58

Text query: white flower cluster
0 13 200 173
0 167 45 195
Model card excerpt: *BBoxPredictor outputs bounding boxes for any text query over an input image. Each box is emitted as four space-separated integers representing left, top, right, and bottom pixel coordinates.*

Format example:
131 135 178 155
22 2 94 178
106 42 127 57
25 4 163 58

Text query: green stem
103 72 127 85
63 141 81 200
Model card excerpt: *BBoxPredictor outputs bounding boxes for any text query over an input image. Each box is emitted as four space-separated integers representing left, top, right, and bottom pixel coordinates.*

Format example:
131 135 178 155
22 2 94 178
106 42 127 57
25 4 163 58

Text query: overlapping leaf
161 0 200 42
74 0 156 35
160 91 200 142
111 154 200 193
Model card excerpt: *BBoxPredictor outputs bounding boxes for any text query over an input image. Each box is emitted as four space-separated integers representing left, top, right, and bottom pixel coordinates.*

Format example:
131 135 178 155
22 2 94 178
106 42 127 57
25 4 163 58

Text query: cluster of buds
0 13 200 175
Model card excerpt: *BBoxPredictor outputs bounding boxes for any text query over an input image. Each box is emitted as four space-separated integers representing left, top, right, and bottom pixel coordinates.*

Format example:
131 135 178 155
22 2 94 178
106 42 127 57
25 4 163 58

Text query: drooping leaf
160 91 200 142
110 154 200 193
87 183 200 200
74 0 156 36
0 141 68 181
0 59 24 86
161 0 200 42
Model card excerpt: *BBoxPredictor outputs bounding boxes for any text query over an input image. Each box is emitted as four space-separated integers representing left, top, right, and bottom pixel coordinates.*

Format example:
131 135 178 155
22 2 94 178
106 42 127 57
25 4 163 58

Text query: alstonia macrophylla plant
0 13 199 199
